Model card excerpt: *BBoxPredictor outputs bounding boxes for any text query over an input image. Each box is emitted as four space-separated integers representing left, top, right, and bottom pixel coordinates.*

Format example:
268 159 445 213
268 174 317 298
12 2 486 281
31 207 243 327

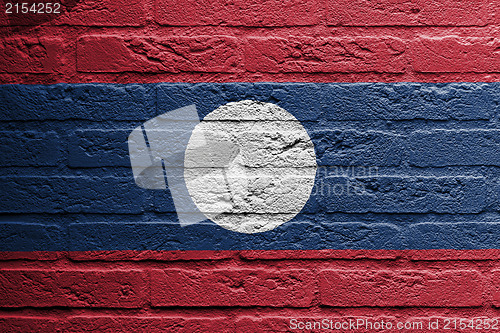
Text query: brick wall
2 0 500 332
1 0 500 83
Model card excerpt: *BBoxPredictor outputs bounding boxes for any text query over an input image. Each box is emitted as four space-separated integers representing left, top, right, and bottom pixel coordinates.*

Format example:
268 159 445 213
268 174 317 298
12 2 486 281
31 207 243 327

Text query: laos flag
1 0 500 331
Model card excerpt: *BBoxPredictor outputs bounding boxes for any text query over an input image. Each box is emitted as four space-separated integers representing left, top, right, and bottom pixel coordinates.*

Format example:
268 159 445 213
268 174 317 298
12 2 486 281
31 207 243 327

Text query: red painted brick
0 38 64 73
0 270 146 308
328 0 491 26
56 0 146 26
239 249 398 260
0 317 63 333
236 316 398 332
411 37 500 73
405 317 496 333
409 249 500 261
0 0 60 26
68 316 234 332
155 0 320 26
490 270 500 307
0 0 146 26
245 37 406 73
236 317 292 332
151 268 314 307
319 270 484 307
68 250 235 261
77 35 242 73
0 251 65 261
495 2 500 24
0 0 144 26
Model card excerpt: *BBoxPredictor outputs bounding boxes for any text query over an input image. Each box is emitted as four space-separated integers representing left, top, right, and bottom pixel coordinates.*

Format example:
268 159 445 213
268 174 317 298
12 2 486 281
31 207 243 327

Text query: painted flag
1 0 500 332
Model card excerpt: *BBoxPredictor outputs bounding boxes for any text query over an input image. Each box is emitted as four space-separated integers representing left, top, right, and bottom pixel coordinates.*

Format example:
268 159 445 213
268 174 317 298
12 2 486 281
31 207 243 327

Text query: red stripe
1 0 499 84
1 249 499 332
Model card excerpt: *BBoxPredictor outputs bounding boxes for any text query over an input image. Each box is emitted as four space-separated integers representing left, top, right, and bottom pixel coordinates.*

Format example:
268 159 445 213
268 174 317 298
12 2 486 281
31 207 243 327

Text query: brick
491 270 500 307
0 38 64 73
0 317 63 333
68 317 234 332
68 250 235 261
496 2 500 24
77 36 241 73
407 317 496 333
407 249 500 261
410 130 500 167
68 129 131 167
405 223 500 249
155 0 320 26
236 316 398 332
313 130 404 166
319 176 487 213
318 222 401 249
0 0 144 27
55 0 146 26
412 37 500 73
328 0 491 26
151 268 314 307
0 177 146 214
0 0 69 26
321 82 495 121
235 317 293 332
0 83 493 122
0 270 146 308
0 83 156 121
69 223 183 252
239 249 399 260
319 269 484 307
0 223 64 251
69 221 401 251
0 131 61 166
245 37 406 73
0 251 65 261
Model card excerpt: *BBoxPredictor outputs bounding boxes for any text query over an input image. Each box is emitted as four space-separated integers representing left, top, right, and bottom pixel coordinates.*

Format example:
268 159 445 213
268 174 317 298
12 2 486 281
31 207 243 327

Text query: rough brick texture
0 131 61 166
245 36 406 73
0 270 146 308
77 36 242 73
409 130 500 167
319 270 484 307
0 83 499 252
412 37 500 73
0 253 499 331
151 269 314 307
155 0 320 26
328 0 491 26
2 0 500 331
0 38 65 73
1 0 500 82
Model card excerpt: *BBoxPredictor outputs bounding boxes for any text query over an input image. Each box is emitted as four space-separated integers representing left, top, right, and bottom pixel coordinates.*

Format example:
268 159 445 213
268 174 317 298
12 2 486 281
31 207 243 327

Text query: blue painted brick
149 186 177 213
0 84 156 121
157 83 323 121
1 82 495 122
68 129 131 167
405 223 500 249
68 221 401 251
0 177 146 214
322 83 495 120
0 131 61 166
1 82 498 252
409 129 500 167
319 176 487 213
0 223 64 251
313 130 404 166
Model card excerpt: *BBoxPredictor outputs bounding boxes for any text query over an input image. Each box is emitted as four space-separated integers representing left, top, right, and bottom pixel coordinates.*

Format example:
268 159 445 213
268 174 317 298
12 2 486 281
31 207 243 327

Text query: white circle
184 100 317 234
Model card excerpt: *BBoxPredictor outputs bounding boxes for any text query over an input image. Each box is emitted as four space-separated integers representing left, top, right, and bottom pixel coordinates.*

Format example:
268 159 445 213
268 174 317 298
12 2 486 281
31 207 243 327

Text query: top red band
0 0 499 84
